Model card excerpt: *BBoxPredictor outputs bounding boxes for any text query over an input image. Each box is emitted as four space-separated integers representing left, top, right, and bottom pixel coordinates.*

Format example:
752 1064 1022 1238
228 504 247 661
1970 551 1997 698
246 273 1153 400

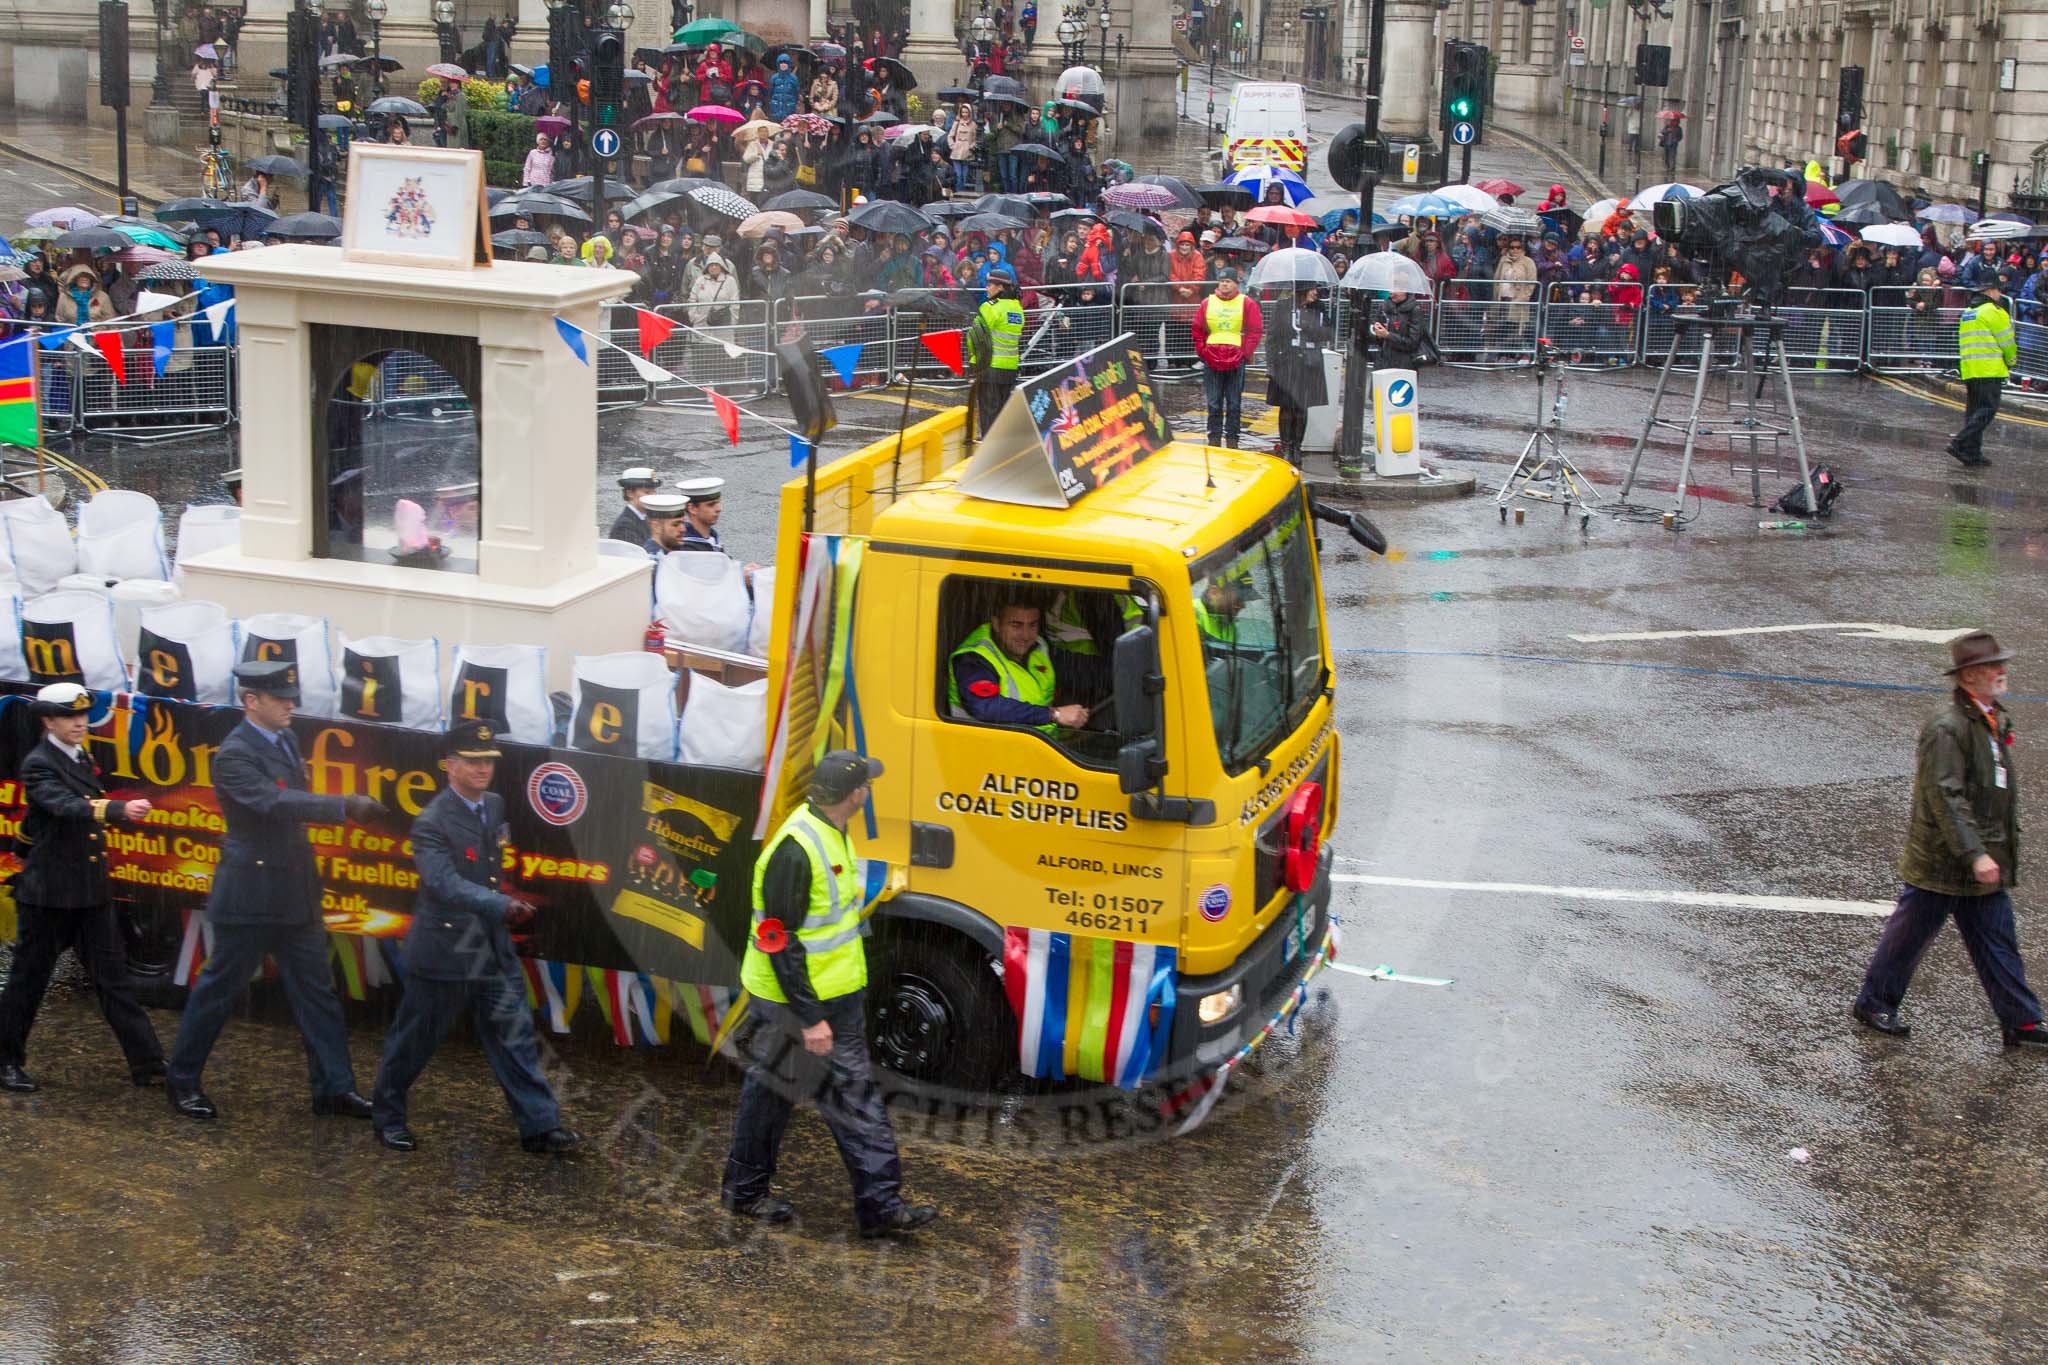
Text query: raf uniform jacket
207 720 347 926
15 737 141 909
401 786 516 982
1899 689 2021 897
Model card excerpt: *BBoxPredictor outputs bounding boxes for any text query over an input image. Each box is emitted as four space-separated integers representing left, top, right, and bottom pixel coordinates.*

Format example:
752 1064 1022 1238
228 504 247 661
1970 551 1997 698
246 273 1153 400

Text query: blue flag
150 321 176 377
819 342 863 388
35 327 75 352
789 434 812 468
554 316 588 364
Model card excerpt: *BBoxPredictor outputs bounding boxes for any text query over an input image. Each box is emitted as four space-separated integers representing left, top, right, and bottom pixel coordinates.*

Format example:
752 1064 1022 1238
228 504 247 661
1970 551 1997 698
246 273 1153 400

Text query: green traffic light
1450 97 1472 117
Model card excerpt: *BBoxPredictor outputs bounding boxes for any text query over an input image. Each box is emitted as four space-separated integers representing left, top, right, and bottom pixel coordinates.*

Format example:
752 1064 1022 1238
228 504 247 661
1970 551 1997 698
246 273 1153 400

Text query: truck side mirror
1311 498 1387 555
1117 736 1166 795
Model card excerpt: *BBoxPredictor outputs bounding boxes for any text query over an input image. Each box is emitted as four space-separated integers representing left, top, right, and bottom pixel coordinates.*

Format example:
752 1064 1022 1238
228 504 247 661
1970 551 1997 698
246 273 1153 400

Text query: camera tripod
1497 342 1601 524
1617 305 1816 526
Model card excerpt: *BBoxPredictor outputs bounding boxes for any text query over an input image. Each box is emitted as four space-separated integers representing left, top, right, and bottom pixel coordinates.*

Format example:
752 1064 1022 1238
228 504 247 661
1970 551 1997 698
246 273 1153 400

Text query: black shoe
310 1091 375 1119
1852 1003 1911 1037
520 1127 583 1155
168 1088 217 1121
723 1194 795 1224
2005 1024 2048 1051
131 1060 167 1088
378 1125 419 1151
0 1062 39 1093
859 1204 938 1239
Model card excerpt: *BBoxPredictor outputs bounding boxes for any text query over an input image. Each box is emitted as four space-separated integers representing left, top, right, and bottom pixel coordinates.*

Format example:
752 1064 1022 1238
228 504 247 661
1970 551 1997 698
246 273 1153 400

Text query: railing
1865 285 1965 375
646 298 777 407
77 340 236 441
1543 280 1641 368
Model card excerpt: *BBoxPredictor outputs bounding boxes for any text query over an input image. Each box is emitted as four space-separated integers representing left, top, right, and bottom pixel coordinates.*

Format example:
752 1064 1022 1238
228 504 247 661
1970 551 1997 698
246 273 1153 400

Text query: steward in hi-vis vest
966 264 1026 439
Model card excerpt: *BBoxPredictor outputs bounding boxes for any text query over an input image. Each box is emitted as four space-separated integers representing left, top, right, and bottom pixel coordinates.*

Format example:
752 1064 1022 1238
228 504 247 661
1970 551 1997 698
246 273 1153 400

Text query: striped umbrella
1224 165 1312 205
1101 182 1181 211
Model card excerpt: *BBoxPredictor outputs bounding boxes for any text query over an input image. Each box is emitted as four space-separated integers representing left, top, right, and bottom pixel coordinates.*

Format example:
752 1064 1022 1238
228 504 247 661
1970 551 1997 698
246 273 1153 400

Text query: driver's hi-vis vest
948 623 1056 733
1203 292 1247 352
740 804 867 1004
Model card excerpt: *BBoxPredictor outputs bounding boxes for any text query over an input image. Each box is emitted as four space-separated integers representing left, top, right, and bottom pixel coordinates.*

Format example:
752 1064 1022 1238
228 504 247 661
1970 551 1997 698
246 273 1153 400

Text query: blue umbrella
1225 165 1312 205
1916 203 1974 225
1383 192 1466 219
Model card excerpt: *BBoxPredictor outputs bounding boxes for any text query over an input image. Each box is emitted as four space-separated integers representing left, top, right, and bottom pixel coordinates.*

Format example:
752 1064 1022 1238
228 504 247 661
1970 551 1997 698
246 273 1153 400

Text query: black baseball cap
234 659 300 701
809 749 883 803
445 719 503 758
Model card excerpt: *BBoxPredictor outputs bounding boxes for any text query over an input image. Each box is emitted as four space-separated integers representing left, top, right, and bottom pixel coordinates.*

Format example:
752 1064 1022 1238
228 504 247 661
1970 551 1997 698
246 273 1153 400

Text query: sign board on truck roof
957 334 1175 507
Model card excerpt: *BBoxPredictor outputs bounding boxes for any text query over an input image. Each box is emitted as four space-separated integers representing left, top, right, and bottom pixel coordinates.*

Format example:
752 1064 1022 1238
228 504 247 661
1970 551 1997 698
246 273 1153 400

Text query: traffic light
98 1 130 110
1634 43 1670 87
1836 64 1864 136
1444 41 1488 141
590 32 623 128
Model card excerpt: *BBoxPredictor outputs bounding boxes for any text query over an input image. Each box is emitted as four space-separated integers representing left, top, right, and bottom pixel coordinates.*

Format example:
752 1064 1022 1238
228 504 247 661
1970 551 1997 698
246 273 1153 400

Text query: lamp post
971 3 995 57
1098 1 1111 67
591 0 633 253
365 0 386 99
433 0 456 66
1058 9 1085 64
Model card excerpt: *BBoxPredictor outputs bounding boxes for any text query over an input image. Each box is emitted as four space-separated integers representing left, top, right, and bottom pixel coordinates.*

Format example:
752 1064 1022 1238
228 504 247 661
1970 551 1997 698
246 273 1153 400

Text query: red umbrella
1657 108 1687 121
1473 178 1524 197
534 114 570 137
687 104 744 124
1246 204 1317 228
1805 182 1839 209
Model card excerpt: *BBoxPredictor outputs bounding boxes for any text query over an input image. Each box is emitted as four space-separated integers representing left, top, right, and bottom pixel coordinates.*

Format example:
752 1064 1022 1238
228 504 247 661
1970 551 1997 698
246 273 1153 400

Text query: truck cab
767 405 1338 1099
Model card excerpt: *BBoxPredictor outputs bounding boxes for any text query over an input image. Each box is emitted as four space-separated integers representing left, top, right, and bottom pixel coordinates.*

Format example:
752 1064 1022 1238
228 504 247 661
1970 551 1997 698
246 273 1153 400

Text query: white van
1223 82 1309 175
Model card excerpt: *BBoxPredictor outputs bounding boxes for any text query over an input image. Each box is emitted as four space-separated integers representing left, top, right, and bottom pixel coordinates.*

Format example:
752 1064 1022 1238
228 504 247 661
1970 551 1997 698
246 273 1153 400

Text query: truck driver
948 598 1093 735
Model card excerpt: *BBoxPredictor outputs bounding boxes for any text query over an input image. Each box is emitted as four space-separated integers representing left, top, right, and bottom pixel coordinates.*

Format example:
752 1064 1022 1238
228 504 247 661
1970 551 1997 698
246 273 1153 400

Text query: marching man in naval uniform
609 467 663 545
0 683 163 1094
370 720 580 1154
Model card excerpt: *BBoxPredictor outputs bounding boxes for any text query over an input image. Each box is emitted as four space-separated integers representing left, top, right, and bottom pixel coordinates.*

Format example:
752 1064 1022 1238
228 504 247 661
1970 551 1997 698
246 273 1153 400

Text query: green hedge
471 109 537 188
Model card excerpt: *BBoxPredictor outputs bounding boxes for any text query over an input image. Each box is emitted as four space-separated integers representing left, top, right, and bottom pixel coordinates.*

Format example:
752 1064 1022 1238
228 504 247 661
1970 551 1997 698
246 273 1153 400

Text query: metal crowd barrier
1776 288 1868 370
77 339 235 442
1119 282 1207 376
1640 284 1742 366
1543 281 1640 367
1432 290 1541 367
33 345 78 436
2009 317 2048 392
1865 285 1965 375
775 296 895 384
377 348 471 423
596 304 652 411
647 299 776 407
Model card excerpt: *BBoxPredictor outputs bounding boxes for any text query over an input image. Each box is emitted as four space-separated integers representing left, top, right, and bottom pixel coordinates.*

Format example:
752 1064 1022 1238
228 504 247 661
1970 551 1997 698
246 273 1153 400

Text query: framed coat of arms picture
342 144 491 270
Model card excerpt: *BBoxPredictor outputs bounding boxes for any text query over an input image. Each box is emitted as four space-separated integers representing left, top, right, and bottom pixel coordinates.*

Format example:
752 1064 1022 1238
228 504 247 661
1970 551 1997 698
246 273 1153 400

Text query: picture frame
341 144 492 271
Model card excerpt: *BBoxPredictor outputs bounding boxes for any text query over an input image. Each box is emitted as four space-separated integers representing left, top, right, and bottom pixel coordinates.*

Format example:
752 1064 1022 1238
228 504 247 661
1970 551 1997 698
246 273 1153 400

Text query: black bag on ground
1773 465 1841 518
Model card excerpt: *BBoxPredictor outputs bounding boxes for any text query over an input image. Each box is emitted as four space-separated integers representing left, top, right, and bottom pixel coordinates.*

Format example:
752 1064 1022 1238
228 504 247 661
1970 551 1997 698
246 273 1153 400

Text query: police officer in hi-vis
0 683 163 1093
370 720 580 1154
721 751 937 1238
164 660 389 1122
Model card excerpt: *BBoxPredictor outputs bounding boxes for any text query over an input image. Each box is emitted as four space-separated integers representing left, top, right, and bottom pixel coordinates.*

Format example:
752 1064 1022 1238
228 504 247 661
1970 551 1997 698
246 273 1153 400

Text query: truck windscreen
1189 493 1326 773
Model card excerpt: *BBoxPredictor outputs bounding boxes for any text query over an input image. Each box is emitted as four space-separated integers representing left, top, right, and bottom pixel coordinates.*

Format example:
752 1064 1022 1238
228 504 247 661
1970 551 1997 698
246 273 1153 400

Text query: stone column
900 0 965 89
1379 0 1437 142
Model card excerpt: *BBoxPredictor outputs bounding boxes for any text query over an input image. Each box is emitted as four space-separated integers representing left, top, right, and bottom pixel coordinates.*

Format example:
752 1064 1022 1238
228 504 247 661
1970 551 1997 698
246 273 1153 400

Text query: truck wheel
867 929 1014 1096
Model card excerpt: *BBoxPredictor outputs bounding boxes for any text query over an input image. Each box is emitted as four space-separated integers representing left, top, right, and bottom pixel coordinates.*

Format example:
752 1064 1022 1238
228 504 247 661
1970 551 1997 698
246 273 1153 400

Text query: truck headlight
1197 984 1242 1025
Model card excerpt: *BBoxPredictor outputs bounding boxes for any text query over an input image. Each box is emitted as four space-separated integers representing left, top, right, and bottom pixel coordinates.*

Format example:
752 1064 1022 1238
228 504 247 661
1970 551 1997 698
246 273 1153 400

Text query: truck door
907 565 1187 942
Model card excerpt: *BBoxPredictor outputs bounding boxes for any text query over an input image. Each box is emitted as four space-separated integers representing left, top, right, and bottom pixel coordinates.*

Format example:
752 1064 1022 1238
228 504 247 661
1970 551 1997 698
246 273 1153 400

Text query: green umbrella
110 222 187 250
673 16 741 43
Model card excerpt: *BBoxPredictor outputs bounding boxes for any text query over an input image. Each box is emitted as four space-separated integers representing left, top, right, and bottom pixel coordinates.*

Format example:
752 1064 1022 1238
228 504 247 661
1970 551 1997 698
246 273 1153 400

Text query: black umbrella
1538 206 1584 240
764 188 838 214
846 199 933 236
317 113 355 131
622 189 689 221
1831 202 1891 228
1105 210 1166 238
245 154 308 179
545 176 636 204
975 192 1036 220
983 75 1027 98
492 228 553 249
490 194 590 224
264 212 343 241
959 212 1030 234
859 111 895 126
104 214 190 242
763 44 816 73
1210 235 1271 255
1024 192 1071 212
662 42 697 58
647 177 724 196
55 226 132 250
485 186 514 205
1049 97 1098 118
925 201 982 221
980 92 1032 110
1132 175 1201 209
634 46 666 65
154 198 276 238
354 56 404 73
1196 180 1256 209
870 56 915 90
1835 178 1913 223
367 95 427 117
1008 142 1062 160
319 52 364 67
1049 207 1098 227
935 85 979 104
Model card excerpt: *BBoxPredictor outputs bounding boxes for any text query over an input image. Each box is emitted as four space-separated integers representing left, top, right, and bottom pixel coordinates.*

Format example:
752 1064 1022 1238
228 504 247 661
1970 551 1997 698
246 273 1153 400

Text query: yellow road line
1871 373 2048 429
835 388 959 414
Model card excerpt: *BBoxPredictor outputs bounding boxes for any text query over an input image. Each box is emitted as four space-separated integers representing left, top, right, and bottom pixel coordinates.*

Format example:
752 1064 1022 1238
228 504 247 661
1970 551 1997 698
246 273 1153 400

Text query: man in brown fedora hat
1853 629 2047 1050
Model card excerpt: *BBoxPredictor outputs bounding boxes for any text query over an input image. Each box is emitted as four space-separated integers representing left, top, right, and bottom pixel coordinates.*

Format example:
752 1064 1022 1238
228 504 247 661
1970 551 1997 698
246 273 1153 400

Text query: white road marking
1334 873 1893 918
569 1318 639 1327
554 1267 622 1283
1568 622 1974 645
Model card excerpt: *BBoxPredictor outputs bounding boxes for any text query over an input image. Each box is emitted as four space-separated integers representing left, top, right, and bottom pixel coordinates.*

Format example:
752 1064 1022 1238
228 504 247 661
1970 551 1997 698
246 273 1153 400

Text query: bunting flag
554 316 588 364
697 983 742 1057
150 321 176 378
920 328 965 376
172 908 213 987
627 352 670 385
711 390 740 445
522 959 578 1032
136 289 181 316
92 330 127 385
1002 927 1177 1089
330 933 369 1001
200 298 234 336
585 965 619 1039
0 334 39 449
35 326 76 352
819 341 864 387
634 307 676 356
789 434 811 468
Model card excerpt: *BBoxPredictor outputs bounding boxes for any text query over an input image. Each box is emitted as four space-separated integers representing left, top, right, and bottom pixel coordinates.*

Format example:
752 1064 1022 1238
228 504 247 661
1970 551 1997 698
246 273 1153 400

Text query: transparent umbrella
1246 247 1338 291
1341 251 1432 295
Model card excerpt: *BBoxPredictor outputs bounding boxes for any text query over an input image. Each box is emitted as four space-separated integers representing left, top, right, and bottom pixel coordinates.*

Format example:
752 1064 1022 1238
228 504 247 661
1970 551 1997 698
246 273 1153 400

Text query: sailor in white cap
674 476 728 554
639 491 690 557
609 467 663 546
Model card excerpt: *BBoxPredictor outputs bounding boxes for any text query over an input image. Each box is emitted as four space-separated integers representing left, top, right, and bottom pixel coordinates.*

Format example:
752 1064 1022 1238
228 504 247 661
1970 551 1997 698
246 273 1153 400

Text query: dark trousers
1856 884 2044 1030
1953 377 2004 459
166 920 359 1097
1275 404 1307 458
1204 364 1245 449
0 902 161 1072
721 991 906 1231
372 969 560 1139
974 369 1017 437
